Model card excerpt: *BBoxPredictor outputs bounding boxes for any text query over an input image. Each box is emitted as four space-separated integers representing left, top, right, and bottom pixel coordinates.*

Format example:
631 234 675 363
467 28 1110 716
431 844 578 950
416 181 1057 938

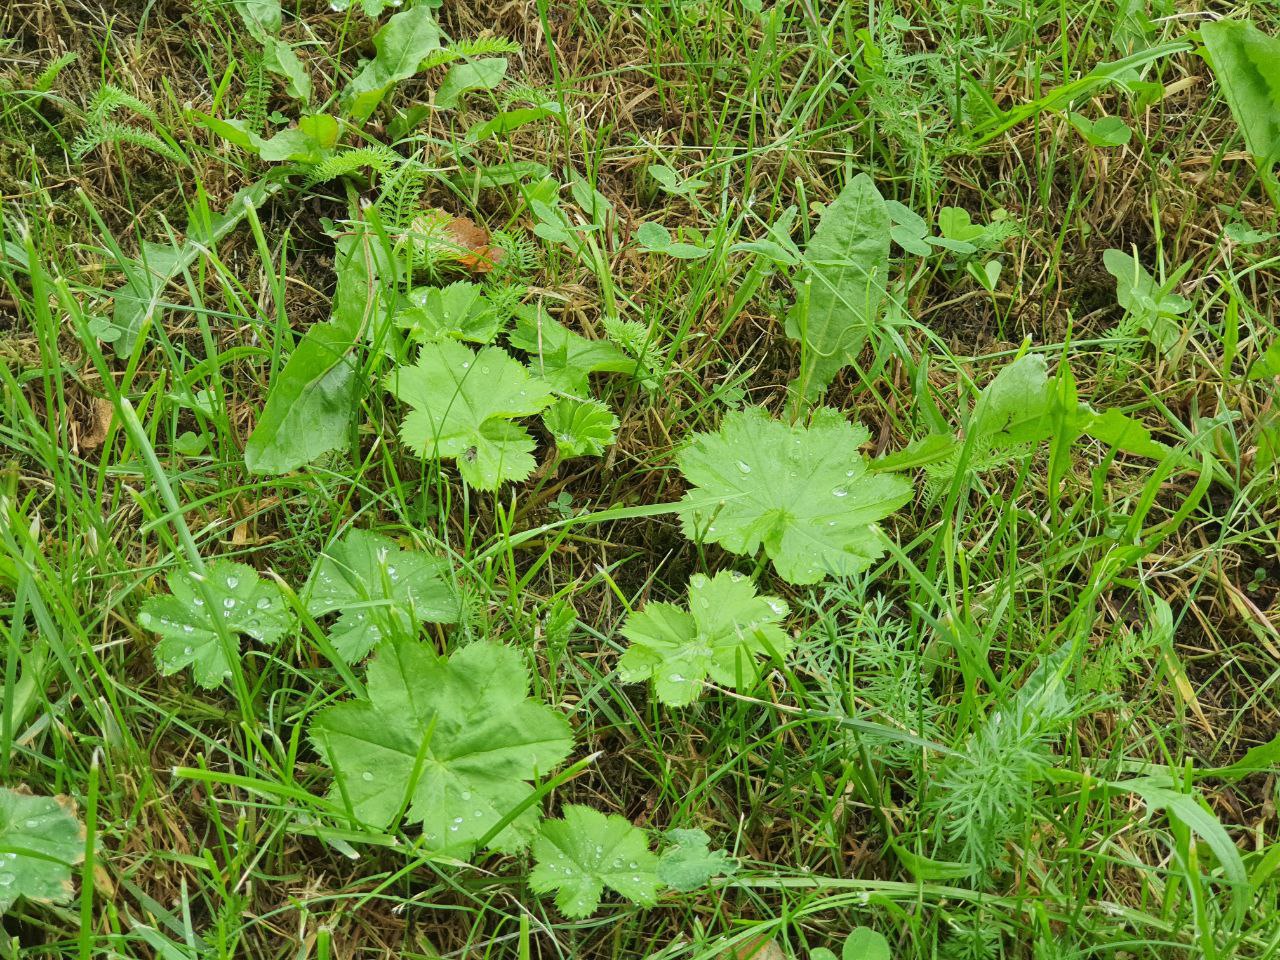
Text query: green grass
2 0 1280 957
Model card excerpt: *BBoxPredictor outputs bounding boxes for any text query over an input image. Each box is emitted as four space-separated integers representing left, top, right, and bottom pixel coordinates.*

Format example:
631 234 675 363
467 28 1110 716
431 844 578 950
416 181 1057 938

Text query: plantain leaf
785 173 891 402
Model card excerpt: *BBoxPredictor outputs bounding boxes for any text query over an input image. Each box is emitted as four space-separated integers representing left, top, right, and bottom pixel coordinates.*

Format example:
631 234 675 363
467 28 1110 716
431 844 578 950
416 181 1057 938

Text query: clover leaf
676 408 913 584
139 559 292 688
385 341 553 489
310 640 572 853
543 397 619 458
305 529 459 663
530 805 660 917
658 828 738 891
618 571 789 706
0 788 86 914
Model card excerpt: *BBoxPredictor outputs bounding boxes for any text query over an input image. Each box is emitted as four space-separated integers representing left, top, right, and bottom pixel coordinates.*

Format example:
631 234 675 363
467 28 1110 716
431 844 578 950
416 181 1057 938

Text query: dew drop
25 819 40 829
183 624 194 634
226 577 239 589
0 875 12 887
628 861 637 869
361 771 374 782
223 598 236 609
256 597 271 610
735 460 751 474
832 487 848 498
183 646 193 656
192 597 204 607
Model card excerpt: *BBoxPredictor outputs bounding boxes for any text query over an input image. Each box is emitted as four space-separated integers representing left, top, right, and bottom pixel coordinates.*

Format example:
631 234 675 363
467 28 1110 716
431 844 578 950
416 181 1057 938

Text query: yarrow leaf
530 805 661 917
310 640 573 852
386 341 554 489
676 408 913 584
305 529 459 663
0 788 86 914
618 571 789 706
139 559 292 688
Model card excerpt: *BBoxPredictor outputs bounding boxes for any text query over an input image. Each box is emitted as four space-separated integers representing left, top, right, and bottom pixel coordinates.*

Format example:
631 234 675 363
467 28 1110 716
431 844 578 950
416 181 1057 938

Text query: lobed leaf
305 529 459 663
676 408 913 584
310 640 573 853
139 559 292 688
530 805 660 917
385 341 554 489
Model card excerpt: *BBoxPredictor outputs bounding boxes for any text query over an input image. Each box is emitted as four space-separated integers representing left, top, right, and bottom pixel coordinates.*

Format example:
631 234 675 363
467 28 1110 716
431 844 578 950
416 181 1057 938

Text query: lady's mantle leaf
139 559 292 687
543 397 618 458
310 641 572 853
385 342 553 489
0 788 86 914
530 805 660 917
305 529 459 663
618 571 789 706
509 305 638 395
657 828 738 891
676 408 913 585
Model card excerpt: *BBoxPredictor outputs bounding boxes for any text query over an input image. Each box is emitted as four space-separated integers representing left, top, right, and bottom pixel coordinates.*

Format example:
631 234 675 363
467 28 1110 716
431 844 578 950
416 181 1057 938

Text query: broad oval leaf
676 407 913 585
1201 20 1280 174
343 6 442 122
785 173 891 402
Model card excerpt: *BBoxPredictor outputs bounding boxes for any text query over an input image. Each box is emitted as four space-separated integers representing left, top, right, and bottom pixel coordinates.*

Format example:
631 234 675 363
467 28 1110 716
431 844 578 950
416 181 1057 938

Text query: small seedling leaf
657 828 737 891
542 397 618 458
305 529 459 663
530 805 660 917
619 571 789 706
140 559 292 687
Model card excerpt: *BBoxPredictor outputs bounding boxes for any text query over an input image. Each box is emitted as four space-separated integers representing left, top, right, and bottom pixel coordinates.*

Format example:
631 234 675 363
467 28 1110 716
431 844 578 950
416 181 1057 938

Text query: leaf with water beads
0 788 86 914
139 559 293 688
530 805 660 917
305 528 459 663
676 407 913 584
618 571 789 706
310 640 573 853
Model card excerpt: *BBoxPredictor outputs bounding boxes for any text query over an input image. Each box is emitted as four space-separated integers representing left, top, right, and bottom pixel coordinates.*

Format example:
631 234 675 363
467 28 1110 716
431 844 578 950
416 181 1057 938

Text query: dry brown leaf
77 397 114 451
721 936 787 960
412 209 504 274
